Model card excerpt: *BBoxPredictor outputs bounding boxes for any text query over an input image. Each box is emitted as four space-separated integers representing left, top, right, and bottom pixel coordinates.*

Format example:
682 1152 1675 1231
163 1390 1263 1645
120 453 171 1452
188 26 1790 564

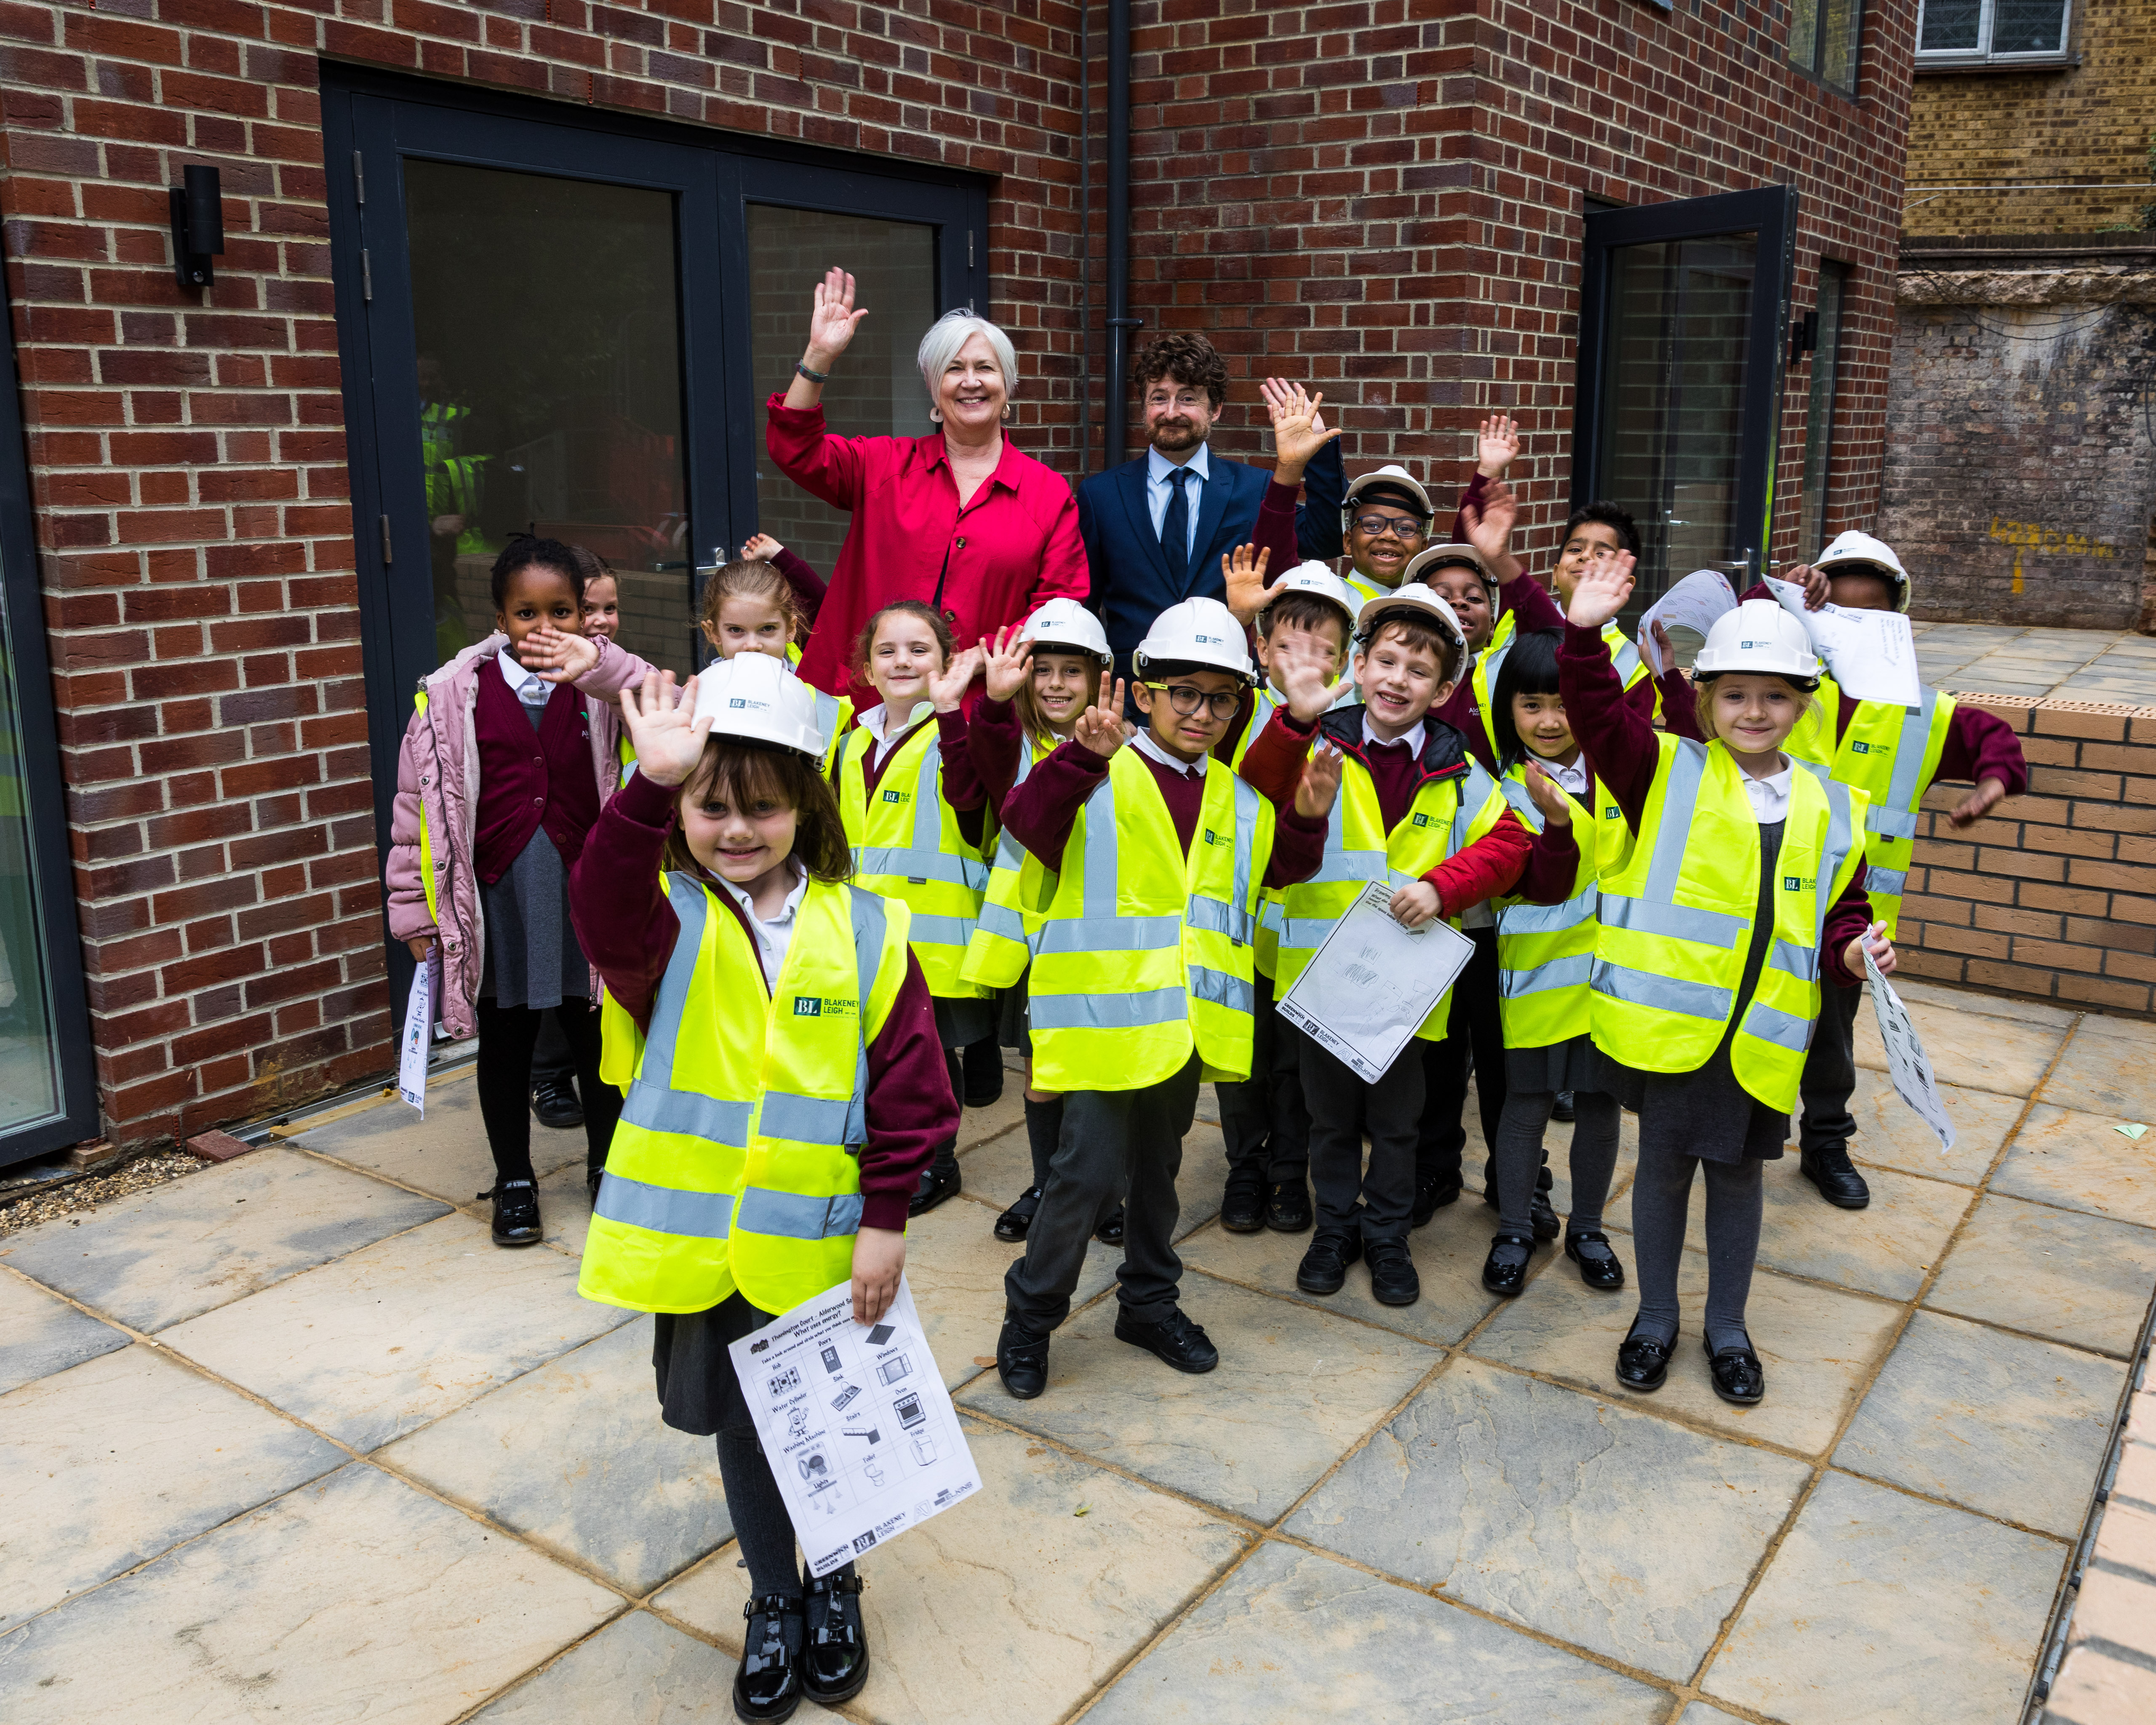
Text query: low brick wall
1901 697 2156 1015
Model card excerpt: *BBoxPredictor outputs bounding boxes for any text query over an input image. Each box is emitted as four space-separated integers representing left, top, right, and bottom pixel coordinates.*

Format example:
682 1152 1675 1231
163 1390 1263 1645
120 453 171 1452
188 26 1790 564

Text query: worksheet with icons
728 1274 982 1577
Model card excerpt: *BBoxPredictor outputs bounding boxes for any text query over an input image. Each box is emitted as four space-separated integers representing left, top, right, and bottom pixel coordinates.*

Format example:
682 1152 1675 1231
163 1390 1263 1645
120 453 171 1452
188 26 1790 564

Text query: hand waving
1476 413 1521 478
1275 643 1342 725
927 644 984 713
1566 552 1636 630
1262 379 1341 481
1458 481 1518 567
1222 542 1282 626
1522 758 1573 828
620 670 712 788
742 533 785 561
981 625 1031 703
804 267 868 368
1294 739 1344 820
1074 681 1128 758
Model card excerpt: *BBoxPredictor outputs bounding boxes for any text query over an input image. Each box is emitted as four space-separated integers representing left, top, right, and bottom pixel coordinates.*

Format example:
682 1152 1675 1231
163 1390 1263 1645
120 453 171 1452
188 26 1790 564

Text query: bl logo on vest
1782 875 1816 892
881 789 909 804
792 997 858 1018
1849 740 1889 756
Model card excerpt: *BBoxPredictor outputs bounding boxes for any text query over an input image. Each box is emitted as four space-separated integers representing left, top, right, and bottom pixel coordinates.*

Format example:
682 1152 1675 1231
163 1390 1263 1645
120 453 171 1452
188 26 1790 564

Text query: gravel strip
0 1149 210 1238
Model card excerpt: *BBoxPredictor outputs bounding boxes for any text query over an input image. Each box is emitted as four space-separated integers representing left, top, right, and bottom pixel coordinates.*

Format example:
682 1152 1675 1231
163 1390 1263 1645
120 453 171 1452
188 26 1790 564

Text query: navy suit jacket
1076 439 1344 667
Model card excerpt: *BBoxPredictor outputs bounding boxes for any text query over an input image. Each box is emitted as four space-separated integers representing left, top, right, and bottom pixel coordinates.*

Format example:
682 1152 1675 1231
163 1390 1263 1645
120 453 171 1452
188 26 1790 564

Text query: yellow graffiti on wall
1990 516 2119 595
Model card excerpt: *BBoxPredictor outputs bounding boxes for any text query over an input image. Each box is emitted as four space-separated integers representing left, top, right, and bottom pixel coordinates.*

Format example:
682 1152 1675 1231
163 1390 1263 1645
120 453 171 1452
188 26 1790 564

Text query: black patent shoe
1364 1236 1421 1306
1529 1190 1561 1241
1565 1230 1625 1291
587 1167 603 1206
1800 1146 1871 1210
996 1320 1050 1399
481 1179 542 1247
1094 1204 1125 1245
1705 1337 1766 1405
1615 1329 1674 1391
1550 1090 1576 1123
962 1037 1005 1108
531 1076 583 1129
1296 1227 1362 1295
994 1185 1042 1243
801 1564 869 1707
1481 1232 1535 1296
908 1159 961 1217
1266 1179 1313 1233
1412 1173 1462 1227
735 1593 804 1722
1220 1170 1267 1234
1114 1305 1219 1373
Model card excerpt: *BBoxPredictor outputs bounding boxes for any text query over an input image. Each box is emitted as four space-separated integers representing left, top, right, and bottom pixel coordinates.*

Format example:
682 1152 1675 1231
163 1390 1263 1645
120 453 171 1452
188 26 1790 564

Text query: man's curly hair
1132 332 1227 411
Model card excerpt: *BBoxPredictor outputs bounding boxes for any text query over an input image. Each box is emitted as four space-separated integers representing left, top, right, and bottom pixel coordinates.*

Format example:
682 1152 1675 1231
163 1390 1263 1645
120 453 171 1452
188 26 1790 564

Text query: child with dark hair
386 536 654 1245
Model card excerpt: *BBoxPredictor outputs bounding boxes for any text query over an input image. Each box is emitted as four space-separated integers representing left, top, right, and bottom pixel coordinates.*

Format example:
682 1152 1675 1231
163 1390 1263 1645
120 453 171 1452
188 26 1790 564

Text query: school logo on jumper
1782 875 1816 892
792 997 859 1018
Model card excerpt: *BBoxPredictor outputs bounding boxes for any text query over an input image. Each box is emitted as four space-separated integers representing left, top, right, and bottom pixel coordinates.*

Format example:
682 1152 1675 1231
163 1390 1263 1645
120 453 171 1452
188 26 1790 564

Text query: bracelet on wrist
795 360 831 384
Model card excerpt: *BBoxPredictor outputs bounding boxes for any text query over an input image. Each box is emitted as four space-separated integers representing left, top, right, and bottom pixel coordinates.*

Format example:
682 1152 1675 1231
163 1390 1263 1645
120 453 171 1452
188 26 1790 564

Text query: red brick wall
0 0 1917 1148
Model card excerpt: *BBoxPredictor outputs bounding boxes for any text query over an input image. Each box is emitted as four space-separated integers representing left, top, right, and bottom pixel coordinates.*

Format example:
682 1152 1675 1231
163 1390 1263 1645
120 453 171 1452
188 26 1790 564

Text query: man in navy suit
1077 332 1345 674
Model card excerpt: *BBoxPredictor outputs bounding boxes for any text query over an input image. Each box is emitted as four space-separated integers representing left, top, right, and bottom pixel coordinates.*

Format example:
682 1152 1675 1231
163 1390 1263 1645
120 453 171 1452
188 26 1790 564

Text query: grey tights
1629 1135 1763 1355
1490 1087 1622 1270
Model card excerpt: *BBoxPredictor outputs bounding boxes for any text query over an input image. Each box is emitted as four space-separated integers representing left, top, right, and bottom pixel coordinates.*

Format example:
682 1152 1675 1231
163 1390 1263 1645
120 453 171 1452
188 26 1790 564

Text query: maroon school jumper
472 667 601 883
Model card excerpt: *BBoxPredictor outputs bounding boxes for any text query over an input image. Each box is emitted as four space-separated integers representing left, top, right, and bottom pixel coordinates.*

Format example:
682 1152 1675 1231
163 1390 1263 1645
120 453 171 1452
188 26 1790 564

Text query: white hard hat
1693 598 1820 681
1262 561 1359 634
1814 530 1911 611
1343 464 1434 518
1134 597 1257 685
690 650 829 761
1354 581 1468 665
1017 597 1113 666
1401 542 1492 589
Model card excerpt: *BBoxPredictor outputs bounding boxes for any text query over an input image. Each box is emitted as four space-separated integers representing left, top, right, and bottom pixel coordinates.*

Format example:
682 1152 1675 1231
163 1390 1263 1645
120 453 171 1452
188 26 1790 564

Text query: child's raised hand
1566 552 1636 630
1846 920 1897 980
742 533 784 561
1476 413 1521 478
805 266 867 368
1459 481 1518 564
518 626 599 684
619 670 712 788
1522 758 1574 828
1075 681 1127 758
1263 379 1340 477
1222 542 1283 626
927 643 984 713
1388 879 1443 929
1294 738 1345 820
980 625 1031 702
1275 644 1342 726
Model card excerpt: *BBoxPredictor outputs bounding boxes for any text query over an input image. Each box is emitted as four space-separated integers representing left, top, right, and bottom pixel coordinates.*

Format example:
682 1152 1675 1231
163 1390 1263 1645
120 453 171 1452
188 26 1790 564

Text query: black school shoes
996 1321 1050 1399
1704 1337 1766 1404
801 1563 870 1707
1114 1305 1219 1373
735 1594 804 1721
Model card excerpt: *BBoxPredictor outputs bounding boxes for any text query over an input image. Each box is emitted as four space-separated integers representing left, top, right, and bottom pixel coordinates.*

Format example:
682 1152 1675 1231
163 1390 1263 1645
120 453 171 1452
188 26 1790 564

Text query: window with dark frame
1800 262 1849 561
1790 0 1865 94
1916 0 2073 65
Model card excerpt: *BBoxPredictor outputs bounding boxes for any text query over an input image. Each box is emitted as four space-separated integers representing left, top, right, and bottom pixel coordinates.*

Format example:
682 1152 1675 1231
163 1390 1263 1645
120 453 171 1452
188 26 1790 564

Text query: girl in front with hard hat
1560 560 1891 1407
834 601 994 1216
571 653 956 1724
961 598 1121 1245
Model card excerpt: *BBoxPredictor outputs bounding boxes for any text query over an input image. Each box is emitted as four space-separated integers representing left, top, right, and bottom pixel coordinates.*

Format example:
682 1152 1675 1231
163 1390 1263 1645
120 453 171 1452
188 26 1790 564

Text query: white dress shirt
858 700 934 769
496 648 552 708
716 860 808 984
1131 728 1208 778
1146 443 1211 563
1544 754 1590 797
1742 761 1794 822
1361 714 1425 758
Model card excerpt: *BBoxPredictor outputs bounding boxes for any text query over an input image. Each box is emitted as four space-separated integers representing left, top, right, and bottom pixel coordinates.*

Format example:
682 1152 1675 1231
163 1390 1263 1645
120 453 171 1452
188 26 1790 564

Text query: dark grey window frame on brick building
1790 0 1867 96
1915 0 2075 67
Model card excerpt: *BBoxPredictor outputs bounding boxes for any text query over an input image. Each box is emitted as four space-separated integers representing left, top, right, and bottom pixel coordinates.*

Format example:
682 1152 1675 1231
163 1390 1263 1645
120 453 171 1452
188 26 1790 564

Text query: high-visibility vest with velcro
1472 614 1647 762
1273 738 1509 1040
961 734 1054 989
1590 734 1868 1114
1494 762 1620 1051
580 874 910 1316
1027 746 1274 1091
838 715 989 998
1783 675 1952 939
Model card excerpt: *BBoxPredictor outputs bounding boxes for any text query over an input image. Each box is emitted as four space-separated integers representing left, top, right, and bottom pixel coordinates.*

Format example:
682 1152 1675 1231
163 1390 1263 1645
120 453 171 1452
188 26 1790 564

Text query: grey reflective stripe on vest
622 879 754 1146
1310 785 1390 885
1591 956 1732 1022
1610 631 1643 685
594 1170 733 1239
1186 769 1262 948
1741 1000 1814 1053
1595 742 1744 950
1868 808 1920 842
1502 952 1593 998
755 887 884 1148
857 735 989 891
734 1188 864 1240
627 1090 755 1142
1598 893 1745 948
1812 776 1860 948
1769 937 1820 985
758 1092 857 1144
1500 892 1596 937
976 900 1028 943
1027 770 1184 1032
1879 686 1940 817
904 913 977 948
1498 773 1537 827
1033 914 1181 955
813 690 842 744
1030 985 1187 1030
1451 760 1496 854
1868 865 1908 899
1189 966 1254 1013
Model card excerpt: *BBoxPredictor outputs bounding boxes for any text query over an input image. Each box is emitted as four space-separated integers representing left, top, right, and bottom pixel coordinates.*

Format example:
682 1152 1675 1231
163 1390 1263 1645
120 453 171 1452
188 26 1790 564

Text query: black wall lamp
1789 309 1820 366
169 164 224 290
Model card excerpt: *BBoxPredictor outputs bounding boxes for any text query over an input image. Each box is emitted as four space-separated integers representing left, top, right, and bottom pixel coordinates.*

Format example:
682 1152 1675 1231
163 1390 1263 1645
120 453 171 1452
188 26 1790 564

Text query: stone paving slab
156 1210 632 1452
0 1462 620 1725
1993 1103 2156 1228
654 1420 1247 1725
380 1317 732 1595
470 1610 771 1723
1926 1191 2156 1358
1704 1470 2068 1725
287 1069 589 1207
0 1146 448 1333
1853 993 2069 1097
1285 1357 1811 1681
1832 1309 2124 1539
955 1273 1438 1522
0 1270 127 1395
0 1343 345 1632
1082 1541 1673 1724
1847 1064 2026 1185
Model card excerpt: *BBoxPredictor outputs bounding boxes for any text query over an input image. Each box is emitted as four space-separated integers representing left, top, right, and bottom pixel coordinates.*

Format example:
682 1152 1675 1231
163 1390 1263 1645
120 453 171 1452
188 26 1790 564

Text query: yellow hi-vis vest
809 686 852 777
580 875 911 1316
1027 745 1274 1091
1471 614 1647 763
838 715 989 998
1273 734 1509 1039
1590 734 1868 1114
961 733 1054 989
1493 762 1619 1051
1782 675 1952 940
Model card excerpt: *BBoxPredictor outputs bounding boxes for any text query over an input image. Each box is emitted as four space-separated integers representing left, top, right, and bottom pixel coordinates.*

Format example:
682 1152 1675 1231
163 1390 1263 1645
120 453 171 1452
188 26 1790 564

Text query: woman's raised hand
1522 758 1573 828
927 643 984 713
1566 552 1636 630
518 626 599 684
619 670 712 788
805 266 869 369
1075 681 1128 758
981 625 1030 702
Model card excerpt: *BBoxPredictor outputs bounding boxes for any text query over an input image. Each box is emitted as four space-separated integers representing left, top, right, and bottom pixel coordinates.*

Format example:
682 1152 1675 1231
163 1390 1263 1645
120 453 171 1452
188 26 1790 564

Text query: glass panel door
1574 187 1798 613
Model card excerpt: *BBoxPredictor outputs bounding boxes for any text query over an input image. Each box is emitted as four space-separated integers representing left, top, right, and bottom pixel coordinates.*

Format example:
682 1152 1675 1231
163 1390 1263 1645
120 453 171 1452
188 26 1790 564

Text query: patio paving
0 983 2150 1722
1911 620 2156 706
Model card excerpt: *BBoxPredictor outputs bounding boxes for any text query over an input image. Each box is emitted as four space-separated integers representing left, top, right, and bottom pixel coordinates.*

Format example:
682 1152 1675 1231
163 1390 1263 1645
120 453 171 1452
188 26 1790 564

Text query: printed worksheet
1864 943 1956 1153
1276 880 1475 1083
398 962 431 1118
728 1274 980 1578
1638 568 1738 674
1764 576 1923 707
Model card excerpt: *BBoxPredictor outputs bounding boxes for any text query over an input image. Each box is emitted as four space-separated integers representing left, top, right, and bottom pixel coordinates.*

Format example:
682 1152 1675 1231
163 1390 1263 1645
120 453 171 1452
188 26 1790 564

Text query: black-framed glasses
1147 682 1242 720
1350 513 1428 539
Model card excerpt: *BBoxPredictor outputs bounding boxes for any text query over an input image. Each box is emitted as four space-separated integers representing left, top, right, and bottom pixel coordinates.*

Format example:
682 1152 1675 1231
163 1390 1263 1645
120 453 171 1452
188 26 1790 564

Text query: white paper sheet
1638 569 1737 675
1763 576 1921 707
1863 943 1955 1154
729 1274 981 1579
397 961 431 1117
1275 881 1476 1083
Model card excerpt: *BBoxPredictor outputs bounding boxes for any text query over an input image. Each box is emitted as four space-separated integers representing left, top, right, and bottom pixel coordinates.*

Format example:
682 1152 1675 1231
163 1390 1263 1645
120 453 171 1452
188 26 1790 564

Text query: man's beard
1150 418 1207 453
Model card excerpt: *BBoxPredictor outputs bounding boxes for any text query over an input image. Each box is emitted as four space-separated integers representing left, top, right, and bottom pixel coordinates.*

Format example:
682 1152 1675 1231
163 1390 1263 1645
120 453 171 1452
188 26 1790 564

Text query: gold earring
1001 403 1012 421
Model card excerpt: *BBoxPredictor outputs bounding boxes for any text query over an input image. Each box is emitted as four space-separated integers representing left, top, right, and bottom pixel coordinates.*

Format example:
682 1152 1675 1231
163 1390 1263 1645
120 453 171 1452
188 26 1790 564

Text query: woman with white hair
768 267 1088 702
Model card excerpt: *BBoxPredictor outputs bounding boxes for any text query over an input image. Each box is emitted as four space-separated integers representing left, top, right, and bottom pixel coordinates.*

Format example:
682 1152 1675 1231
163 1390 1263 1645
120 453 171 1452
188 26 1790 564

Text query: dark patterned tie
1161 465 1193 589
